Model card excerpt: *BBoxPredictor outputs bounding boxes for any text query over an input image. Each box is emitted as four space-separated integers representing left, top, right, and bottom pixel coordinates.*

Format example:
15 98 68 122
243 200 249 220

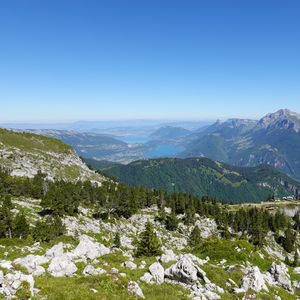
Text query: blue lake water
146 144 184 158
118 136 151 144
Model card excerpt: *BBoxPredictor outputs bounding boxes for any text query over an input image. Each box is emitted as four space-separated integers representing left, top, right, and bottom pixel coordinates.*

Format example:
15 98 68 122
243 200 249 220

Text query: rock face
72 235 110 260
267 262 293 292
234 266 268 293
48 254 78 277
0 271 34 297
128 281 144 298
165 255 209 284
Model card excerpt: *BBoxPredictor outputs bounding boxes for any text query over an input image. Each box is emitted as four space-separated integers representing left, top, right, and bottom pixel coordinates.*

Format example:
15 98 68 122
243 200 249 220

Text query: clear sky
1 0 300 122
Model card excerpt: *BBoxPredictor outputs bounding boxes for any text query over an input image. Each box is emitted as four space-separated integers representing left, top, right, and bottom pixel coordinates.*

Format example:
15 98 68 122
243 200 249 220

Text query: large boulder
165 255 210 284
141 262 165 285
72 235 110 260
45 242 65 259
128 281 144 298
47 254 77 277
149 262 164 284
234 266 268 293
267 262 293 292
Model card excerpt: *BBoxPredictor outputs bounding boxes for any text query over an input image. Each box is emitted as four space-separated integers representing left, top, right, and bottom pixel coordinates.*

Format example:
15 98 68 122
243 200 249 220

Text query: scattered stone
139 260 146 269
83 265 106 276
128 281 144 298
111 268 119 274
122 260 137 270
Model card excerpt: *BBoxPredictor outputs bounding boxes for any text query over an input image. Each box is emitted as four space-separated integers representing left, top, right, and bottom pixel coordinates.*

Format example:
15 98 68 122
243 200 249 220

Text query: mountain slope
182 109 300 180
101 157 300 203
0 128 104 182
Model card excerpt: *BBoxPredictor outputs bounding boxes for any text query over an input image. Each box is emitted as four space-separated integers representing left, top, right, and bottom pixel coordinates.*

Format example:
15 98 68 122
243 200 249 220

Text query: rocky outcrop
0 270 34 297
266 262 293 292
234 266 268 293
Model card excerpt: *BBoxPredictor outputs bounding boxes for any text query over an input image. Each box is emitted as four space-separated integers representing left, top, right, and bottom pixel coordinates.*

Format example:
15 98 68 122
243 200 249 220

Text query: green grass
0 128 72 154
195 238 255 265
34 274 135 300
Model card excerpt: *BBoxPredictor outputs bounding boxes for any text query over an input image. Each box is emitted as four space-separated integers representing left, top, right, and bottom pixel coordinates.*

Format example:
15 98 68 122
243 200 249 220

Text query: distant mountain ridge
182 109 300 180
97 157 300 203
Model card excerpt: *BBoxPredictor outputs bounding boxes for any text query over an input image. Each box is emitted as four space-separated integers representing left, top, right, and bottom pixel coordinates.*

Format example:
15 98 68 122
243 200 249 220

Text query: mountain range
181 109 300 180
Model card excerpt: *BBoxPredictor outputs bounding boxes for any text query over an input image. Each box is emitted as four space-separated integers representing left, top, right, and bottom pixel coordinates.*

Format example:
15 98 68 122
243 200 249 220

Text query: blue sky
1 0 300 122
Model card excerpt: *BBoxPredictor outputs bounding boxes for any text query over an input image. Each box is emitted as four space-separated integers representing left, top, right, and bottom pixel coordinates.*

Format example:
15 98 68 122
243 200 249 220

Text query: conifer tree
189 226 202 249
113 232 121 248
13 213 29 238
135 221 162 257
293 251 299 267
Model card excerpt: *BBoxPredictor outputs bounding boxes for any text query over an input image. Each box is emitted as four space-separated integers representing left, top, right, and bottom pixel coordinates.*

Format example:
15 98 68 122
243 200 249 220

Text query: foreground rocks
0 270 34 297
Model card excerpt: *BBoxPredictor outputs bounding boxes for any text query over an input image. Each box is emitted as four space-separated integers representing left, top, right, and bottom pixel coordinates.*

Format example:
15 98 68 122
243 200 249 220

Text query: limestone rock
47 254 77 277
14 255 48 276
128 281 144 298
267 262 293 292
122 260 137 270
234 266 268 293
72 235 110 260
149 262 164 284
160 249 178 263
165 255 209 284
82 265 106 276
0 271 34 297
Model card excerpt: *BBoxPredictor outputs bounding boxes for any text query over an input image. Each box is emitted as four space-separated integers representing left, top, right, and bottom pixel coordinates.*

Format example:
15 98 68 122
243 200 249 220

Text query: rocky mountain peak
258 109 300 131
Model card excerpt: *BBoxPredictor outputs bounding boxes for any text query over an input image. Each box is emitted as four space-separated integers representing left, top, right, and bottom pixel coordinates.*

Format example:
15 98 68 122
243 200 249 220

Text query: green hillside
101 157 300 203
0 128 104 182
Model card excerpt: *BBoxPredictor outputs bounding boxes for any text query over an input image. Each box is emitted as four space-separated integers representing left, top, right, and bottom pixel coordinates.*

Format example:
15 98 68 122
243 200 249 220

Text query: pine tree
13 213 29 238
189 226 202 249
135 221 162 257
113 232 121 248
283 227 296 253
293 251 299 267
165 213 178 231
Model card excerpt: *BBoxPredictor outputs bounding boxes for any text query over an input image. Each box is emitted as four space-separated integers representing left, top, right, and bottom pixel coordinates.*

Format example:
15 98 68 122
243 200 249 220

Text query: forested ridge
95 157 300 203
1 167 299 258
